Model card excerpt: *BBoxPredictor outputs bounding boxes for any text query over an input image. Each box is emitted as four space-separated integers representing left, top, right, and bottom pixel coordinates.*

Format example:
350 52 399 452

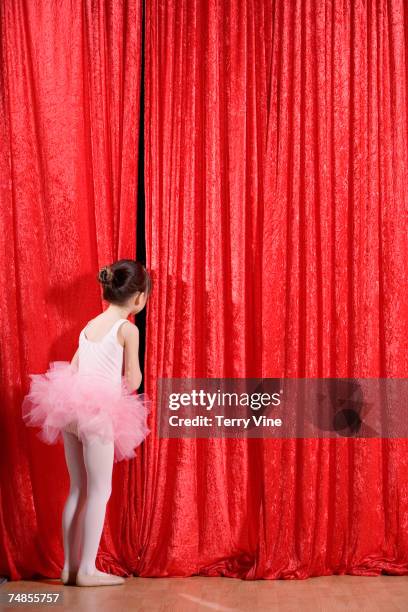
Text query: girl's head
97 259 152 314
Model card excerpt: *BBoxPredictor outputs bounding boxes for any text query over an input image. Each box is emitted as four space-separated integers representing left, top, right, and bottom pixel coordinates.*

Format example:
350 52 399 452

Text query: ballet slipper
60 568 77 585
76 571 125 587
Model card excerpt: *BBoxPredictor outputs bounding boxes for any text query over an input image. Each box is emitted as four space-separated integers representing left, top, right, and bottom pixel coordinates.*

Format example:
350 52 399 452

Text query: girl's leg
61 431 87 575
77 436 114 575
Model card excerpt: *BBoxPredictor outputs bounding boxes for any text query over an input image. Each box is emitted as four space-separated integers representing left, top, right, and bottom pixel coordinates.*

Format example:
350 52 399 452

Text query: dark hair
97 259 152 305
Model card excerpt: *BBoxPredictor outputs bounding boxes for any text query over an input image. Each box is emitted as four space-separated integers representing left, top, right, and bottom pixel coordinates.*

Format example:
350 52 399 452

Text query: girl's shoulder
119 321 139 345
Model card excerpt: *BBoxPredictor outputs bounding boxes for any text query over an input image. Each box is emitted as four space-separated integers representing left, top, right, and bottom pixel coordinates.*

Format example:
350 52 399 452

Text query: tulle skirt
21 361 152 463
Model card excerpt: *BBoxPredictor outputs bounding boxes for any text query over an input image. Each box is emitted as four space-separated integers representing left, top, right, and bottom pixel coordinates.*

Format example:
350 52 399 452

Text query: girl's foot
76 569 125 587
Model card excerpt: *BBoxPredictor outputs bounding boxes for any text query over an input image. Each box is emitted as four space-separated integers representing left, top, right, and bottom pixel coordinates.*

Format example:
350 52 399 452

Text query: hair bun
98 265 114 285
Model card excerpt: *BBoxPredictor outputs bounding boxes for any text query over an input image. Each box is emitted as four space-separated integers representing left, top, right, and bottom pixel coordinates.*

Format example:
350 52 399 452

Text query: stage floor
2 575 407 611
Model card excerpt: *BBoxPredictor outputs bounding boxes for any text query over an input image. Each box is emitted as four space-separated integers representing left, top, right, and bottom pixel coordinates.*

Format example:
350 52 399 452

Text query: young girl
21 259 152 587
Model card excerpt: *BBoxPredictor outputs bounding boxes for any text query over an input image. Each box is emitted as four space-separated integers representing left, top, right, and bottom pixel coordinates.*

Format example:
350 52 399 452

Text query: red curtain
141 0 408 578
0 0 143 579
2 0 408 581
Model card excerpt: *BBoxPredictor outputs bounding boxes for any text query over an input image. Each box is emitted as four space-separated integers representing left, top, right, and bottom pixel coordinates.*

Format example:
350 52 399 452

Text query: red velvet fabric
0 0 143 579
1 0 408 581
141 0 408 578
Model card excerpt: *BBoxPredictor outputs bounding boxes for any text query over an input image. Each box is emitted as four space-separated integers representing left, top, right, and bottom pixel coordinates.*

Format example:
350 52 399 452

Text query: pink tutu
22 361 152 462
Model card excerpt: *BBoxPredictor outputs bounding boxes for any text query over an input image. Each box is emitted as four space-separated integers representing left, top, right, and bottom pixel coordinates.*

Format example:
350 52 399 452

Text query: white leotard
78 318 129 386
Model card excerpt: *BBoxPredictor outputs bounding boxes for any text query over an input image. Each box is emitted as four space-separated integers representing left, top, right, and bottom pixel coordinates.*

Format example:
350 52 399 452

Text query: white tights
61 431 114 575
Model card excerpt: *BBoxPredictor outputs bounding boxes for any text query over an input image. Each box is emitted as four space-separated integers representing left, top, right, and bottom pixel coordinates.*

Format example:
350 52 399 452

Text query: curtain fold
0 0 143 579
142 0 408 578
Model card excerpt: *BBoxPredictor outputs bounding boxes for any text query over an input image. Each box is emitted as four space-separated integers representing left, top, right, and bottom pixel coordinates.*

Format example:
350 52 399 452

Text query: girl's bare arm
123 323 142 392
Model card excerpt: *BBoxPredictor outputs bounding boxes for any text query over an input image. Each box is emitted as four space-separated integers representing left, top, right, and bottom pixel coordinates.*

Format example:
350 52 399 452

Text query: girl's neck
104 304 132 319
